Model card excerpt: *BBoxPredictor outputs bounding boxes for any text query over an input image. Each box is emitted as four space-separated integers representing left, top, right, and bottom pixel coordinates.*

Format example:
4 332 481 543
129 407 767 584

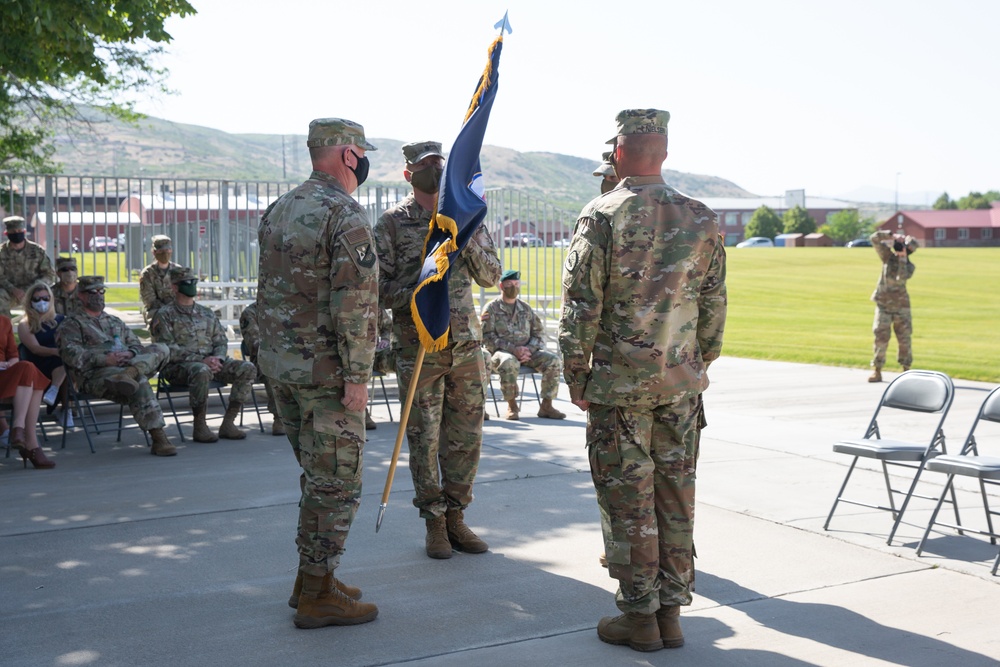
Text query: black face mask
600 178 617 194
82 292 105 312
7 232 25 244
349 150 370 187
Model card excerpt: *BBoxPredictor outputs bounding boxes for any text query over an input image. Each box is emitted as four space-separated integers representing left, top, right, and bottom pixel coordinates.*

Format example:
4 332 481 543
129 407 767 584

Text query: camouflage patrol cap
3 215 26 233
402 141 444 166
169 266 197 284
500 269 520 282
593 151 615 177
306 118 377 151
152 235 172 250
606 108 671 144
56 256 77 271
78 276 105 292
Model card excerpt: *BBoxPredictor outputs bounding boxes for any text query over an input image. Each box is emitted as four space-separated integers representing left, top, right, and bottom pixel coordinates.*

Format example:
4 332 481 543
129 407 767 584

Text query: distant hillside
50 110 755 212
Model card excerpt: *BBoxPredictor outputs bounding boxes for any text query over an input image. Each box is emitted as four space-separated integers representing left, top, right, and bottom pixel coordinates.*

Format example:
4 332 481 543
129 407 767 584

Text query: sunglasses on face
58 267 76 272
31 296 50 303
178 280 198 287
85 288 106 295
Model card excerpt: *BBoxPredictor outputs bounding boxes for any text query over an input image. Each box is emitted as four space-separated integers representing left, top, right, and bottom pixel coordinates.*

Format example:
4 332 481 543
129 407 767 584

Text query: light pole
894 172 901 212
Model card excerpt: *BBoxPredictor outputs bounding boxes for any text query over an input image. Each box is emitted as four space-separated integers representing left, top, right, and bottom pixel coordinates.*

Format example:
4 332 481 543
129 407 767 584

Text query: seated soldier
59 276 177 456
481 269 566 421
238 301 285 436
151 267 256 443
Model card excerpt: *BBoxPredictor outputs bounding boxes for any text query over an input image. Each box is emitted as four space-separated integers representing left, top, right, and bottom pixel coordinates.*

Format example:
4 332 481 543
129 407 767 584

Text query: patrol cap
593 151 615 178
4 215 26 233
169 266 197 284
152 235 172 251
306 118 377 151
606 108 671 144
402 141 444 166
78 276 105 292
56 256 77 271
500 269 520 282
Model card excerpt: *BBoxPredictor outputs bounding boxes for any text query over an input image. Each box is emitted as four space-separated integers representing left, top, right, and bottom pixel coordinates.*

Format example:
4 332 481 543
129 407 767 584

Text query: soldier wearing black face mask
0 216 56 318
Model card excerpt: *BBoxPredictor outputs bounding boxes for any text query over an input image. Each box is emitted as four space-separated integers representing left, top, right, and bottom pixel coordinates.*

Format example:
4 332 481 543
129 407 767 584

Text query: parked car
89 236 118 252
735 237 774 248
504 233 544 247
551 238 572 247
846 238 873 247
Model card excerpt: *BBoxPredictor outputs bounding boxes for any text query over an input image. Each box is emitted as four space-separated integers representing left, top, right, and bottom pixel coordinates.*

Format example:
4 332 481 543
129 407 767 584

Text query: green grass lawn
506 246 1000 383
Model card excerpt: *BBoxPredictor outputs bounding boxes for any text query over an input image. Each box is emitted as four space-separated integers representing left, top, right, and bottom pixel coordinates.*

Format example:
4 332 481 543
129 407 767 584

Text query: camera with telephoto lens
893 239 905 252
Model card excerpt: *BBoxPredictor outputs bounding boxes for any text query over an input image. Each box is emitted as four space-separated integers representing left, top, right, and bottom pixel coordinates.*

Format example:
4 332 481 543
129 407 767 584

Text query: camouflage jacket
0 241 55 294
151 301 228 362
869 230 915 309
481 297 545 354
139 261 179 322
52 283 84 318
374 193 501 349
239 302 261 363
59 310 144 374
256 170 378 386
559 176 727 408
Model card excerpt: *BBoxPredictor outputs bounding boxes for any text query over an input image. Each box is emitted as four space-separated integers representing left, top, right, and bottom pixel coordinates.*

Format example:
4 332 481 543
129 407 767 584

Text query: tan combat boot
149 428 177 456
425 515 452 559
271 416 286 436
537 398 566 420
483 409 490 422
597 612 662 652
217 402 246 440
868 367 882 383
505 399 519 420
656 606 684 648
287 571 362 609
106 365 143 397
191 405 218 443
445 508 488 553
365 411 377 430
293 573 378 629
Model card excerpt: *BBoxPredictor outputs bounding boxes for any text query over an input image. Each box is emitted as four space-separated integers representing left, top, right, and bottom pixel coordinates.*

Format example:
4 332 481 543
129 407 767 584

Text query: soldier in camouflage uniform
868 229 918 383
139 235 179 325
481 269 565 420
365 307 394 431
594 151 620 194
152 267 256 443
52 256 84 318
59 276 177 456
257 118 379 629
559 110 727 653
374 140 502 560
238 302 285 436
0 216 56 318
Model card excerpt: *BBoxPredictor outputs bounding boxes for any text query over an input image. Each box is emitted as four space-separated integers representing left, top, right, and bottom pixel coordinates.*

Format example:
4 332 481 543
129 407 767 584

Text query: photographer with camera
867 228 918 382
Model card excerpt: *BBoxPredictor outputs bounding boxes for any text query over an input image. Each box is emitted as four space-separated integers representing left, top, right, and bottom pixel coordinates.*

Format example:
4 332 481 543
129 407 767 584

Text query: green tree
744 205 783 240
933 192 958 210
818 209 876 245
0 0 196 171
956 191 993 210
782 205 816 235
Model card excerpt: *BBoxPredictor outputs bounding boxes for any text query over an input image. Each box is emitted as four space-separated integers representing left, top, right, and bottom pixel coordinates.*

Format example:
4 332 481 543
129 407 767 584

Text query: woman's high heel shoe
20 446 56 469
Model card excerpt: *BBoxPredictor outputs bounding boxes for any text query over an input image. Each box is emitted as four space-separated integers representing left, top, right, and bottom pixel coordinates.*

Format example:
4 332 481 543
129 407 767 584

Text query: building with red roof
880 203 1000 247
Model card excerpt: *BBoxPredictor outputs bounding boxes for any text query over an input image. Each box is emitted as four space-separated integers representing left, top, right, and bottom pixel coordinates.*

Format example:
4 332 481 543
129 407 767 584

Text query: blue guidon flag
411 31 505 352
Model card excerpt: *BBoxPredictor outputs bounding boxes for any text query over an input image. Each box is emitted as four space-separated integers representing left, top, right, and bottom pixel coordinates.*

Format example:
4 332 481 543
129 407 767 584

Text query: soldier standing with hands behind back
560 109 727 653
0 216 55 318
257 118 379 630
139 235 179 325
868 228 918 383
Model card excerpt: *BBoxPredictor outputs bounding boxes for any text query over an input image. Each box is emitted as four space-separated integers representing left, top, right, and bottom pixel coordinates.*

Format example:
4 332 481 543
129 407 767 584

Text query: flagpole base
376 503 388 533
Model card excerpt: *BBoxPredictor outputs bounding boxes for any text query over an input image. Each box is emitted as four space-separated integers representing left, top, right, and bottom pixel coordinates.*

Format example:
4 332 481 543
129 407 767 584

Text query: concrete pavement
2 357 999 666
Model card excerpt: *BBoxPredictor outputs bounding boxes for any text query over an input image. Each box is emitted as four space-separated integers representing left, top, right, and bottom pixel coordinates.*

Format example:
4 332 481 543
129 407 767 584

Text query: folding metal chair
916 386 1000 574
155 374 228 442
59 377 129 454
824 370 955 545
486 366 540 416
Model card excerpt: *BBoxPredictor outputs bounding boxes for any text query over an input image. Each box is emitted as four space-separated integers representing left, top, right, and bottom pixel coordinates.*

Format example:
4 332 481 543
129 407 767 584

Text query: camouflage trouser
491 349 562 400
270 380 365 576
76 343 170 431
396 340 486 519
161 358 256 407
587 395 704 614
872 306 913 368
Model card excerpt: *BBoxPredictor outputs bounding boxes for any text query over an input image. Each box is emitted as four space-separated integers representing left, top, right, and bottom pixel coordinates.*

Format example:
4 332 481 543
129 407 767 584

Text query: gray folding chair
824 370 955 545
916 386 1000 574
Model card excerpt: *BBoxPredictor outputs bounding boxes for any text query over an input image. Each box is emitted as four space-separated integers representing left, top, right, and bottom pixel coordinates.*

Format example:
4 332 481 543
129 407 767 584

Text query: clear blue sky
133 0 999 201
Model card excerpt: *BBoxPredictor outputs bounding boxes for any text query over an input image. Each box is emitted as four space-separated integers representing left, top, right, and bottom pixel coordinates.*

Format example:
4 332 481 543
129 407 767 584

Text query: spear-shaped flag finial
494 10 512 35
